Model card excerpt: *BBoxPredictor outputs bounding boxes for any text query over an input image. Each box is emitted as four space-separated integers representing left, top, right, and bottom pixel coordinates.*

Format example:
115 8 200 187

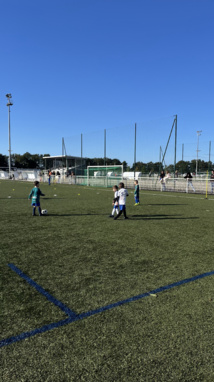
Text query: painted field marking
8 263 77 319
1 265 214 348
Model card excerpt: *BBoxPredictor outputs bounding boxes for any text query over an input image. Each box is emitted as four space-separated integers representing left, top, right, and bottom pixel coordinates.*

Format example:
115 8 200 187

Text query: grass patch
1 180 214 381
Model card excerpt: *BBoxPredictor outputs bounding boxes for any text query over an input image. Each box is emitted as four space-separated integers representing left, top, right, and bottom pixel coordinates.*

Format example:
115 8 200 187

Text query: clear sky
0 0 213 165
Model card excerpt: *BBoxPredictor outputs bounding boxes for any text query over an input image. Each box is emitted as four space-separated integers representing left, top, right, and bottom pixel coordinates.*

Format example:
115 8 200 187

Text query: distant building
43 155 86 175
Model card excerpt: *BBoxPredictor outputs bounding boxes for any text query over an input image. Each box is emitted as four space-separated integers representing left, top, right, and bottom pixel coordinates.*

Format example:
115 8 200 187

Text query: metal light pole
174 114 177 177
134 123 137 179
209 141 211 171
81 133 83 175
196 130 202 177
182 143 184 175
104 129 106 166
6 94 13 176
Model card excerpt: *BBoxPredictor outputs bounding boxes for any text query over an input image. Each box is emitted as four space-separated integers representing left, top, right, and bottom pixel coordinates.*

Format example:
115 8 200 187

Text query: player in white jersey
114 182 129 220
109 185 119 217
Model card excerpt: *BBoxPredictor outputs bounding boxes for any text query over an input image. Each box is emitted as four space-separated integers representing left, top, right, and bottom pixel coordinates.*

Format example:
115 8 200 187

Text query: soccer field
1 180 214 381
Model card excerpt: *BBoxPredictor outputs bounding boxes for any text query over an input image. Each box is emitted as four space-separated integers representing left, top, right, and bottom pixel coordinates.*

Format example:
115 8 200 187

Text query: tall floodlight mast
6 94 13 176
196 130 202 177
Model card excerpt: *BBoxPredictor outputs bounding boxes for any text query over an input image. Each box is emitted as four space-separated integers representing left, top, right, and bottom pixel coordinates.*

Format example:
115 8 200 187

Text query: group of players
109 180 139 220
28 180 140 219
29 170 214 216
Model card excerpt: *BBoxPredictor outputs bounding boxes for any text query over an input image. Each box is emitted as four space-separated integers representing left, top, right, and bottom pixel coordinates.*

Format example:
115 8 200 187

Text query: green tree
122 161 128 171
0 154 8 167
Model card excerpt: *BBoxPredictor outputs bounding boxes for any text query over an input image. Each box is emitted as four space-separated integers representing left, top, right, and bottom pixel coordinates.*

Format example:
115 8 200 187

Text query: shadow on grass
146 204 188 206
48 213 108 216
0 197 65 200
130 214 199 220
43 197 65 200
39 213 199 220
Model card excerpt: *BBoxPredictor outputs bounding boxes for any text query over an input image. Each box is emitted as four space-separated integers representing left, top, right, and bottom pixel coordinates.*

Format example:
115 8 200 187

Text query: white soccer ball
41 209 48 215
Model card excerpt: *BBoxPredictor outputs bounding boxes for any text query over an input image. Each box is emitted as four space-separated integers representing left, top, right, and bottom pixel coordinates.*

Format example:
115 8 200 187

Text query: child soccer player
109 185 119 217
134 180 140 205
114 182 129 220
28 181 45 216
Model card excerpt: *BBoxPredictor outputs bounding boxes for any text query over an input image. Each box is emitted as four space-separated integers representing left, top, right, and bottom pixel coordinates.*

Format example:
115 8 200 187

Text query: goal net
87 165 123 187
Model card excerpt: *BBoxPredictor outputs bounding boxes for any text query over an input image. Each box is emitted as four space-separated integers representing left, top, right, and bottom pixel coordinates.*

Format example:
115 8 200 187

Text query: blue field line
1 268 214 348
8 263 77 319
78 269 214 319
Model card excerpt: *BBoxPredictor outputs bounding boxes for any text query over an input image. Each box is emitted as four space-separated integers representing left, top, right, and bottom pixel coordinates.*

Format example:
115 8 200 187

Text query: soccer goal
87 165 123 187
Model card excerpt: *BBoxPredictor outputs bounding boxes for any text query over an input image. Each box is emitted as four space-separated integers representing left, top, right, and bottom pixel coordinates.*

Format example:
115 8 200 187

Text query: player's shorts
32 202 40 207
119 205 126 211
114 204 118 209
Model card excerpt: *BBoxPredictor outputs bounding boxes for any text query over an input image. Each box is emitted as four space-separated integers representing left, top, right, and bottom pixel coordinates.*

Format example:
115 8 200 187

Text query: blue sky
0 0 213 165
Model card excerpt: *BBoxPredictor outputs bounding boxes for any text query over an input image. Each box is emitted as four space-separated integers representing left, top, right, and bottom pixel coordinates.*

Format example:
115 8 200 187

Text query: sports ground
1 180 214 381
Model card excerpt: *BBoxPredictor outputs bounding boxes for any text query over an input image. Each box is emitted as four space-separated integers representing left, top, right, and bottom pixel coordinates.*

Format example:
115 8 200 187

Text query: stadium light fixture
6 93 13 176
196 130 202 177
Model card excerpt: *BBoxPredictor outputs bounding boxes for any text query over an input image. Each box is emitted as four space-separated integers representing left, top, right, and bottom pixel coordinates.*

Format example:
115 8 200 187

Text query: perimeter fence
1 170 213 195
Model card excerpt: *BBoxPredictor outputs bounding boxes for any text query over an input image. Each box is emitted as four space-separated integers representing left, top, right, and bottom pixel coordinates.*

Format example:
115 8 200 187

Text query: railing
124 177 211 194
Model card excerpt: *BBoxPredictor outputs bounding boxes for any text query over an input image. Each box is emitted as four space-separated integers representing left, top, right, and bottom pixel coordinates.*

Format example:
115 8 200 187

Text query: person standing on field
109 185 119 217
114 182 129 220
184 172 195 193
134 180 140 205
48 170 52 185
210 170 214 193
160 170 166 191
28 181 45 216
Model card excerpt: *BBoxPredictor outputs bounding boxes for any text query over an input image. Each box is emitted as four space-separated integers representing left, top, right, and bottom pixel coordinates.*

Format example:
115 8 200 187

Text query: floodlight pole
196 130 202 177
6 94 13 176
134 123 137 179
104 129 106 166
159 146 162 174
209 141 211 171
62 137 64 167
81 133 83 175
174 115 177 178
182 143 184 174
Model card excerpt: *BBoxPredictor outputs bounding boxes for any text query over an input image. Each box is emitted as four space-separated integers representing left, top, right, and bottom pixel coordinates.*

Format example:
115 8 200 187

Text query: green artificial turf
1 180 214 381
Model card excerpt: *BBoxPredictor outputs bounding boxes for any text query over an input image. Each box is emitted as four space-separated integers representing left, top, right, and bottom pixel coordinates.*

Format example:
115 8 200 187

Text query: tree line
0 152 213 173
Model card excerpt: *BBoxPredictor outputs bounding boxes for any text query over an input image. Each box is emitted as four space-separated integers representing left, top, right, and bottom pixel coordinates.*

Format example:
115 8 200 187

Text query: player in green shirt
28 181 45 216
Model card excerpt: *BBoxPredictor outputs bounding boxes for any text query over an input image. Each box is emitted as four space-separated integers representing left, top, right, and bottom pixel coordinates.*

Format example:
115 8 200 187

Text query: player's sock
32 207 36 216
38 207 42 216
